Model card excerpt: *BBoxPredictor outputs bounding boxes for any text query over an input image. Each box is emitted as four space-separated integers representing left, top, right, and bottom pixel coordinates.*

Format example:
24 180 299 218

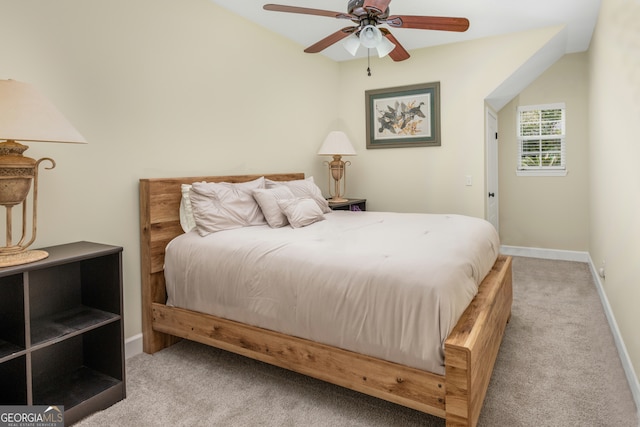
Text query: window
517 103 566 176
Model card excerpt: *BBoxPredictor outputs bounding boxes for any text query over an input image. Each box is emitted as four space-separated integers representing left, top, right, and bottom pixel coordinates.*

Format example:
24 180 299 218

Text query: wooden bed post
444 255 513 426
139 179 181 353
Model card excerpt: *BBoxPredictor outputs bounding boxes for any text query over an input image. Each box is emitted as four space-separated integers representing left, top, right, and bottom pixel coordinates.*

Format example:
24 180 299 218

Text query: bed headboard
139 172 305 353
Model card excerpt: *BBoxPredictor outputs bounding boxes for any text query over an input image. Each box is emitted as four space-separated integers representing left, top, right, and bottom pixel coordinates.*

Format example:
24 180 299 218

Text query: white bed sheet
164 211 500 374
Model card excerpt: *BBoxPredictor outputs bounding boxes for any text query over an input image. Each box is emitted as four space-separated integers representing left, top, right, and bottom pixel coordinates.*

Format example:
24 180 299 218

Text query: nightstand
328 198 366 211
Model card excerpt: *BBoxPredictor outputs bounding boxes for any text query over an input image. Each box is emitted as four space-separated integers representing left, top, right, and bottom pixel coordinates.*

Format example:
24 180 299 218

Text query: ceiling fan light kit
374 34 395 57
341 25 396 58
342 34 361 56
263 0 469 73
359 25 381 48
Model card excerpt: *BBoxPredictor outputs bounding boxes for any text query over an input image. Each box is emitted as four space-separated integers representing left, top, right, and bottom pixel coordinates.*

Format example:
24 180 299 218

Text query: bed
139 172 512 427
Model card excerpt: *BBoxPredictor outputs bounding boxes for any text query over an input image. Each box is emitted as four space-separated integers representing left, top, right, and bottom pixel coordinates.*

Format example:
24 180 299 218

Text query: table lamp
0 79 86 267
317 131 356 203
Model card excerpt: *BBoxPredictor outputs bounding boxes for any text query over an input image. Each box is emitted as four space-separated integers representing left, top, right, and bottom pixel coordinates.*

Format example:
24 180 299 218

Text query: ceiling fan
263 0 470 62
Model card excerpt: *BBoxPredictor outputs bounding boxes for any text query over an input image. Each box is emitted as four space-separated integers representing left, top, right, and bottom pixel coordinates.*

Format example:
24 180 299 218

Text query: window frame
516 102 567 177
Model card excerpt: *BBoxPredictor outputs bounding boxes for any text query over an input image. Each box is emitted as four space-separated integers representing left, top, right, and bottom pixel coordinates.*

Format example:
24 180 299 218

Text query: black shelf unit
0 241 125 425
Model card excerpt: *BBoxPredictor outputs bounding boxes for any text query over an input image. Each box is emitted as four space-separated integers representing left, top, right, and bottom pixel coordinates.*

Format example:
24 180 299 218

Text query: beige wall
588 0 640 391
498 53 590 250
0 0 341 339
335 27 565 217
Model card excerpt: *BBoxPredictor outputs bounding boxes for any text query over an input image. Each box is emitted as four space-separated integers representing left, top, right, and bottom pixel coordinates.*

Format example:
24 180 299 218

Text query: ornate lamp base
0 249 49 268
328 196 349 203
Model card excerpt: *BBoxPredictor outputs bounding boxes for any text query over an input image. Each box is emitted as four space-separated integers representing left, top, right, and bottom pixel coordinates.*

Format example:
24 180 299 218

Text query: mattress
164 210 500 374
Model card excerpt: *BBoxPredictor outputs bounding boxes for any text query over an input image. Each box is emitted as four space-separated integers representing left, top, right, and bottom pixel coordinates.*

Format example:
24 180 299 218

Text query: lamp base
0 249 49 268
327 197 349 203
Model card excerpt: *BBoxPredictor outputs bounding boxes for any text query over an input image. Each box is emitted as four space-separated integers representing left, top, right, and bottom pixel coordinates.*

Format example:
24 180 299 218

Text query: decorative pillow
189 177 266 236
277 197 325 228
179 183 201 232
266 176 331 213
252 186 295 228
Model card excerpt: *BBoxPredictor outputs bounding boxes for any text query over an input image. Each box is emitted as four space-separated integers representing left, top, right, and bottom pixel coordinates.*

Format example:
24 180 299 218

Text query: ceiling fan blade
362 0 391 14
263 4 352 20
380 28 410 62
304 27 357 53
386 15 470 32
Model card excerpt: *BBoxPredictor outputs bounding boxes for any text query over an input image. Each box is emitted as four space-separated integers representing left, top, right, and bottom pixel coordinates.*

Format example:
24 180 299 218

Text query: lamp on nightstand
317 131 356 203
0 79 86 267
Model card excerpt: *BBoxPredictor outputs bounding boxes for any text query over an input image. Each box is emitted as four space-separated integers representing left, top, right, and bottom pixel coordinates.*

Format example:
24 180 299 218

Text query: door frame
485 106 499 231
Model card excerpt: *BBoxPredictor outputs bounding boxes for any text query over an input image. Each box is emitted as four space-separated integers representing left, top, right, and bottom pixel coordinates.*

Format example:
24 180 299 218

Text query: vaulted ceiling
211 0 602 62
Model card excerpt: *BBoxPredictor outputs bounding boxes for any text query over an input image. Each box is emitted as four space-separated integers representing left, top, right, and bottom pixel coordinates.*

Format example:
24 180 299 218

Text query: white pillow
266 176 331 213
277 197 325 228
179 183 201 232
252 186 295 228
189 177 266 236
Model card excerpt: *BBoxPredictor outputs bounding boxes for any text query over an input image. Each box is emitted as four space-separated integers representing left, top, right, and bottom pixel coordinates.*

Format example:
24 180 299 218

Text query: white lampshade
342 34 360 56
376 36 396 58
359 25 382 49
317 131 357 156
0 79 86 144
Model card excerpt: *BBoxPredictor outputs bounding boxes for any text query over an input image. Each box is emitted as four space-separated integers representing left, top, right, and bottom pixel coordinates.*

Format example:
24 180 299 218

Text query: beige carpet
77 257 638 426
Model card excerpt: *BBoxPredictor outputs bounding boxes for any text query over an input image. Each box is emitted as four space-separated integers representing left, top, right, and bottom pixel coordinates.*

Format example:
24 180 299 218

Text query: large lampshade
0 79 86 267
0 80 86 144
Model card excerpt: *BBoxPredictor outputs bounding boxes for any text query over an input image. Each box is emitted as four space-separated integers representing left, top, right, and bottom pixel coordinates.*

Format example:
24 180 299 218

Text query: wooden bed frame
139 173 512 427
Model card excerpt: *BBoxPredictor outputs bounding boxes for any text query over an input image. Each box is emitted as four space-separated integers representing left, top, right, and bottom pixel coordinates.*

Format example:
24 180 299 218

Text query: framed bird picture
365 82 441 149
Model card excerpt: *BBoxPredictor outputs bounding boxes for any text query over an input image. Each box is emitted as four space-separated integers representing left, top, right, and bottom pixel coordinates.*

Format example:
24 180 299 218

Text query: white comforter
164 211 500 374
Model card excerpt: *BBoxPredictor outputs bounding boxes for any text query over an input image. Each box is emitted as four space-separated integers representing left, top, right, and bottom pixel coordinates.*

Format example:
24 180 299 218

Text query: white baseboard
500 245 590 262
502 245 639 416
125 333 143 360
586 255 640 418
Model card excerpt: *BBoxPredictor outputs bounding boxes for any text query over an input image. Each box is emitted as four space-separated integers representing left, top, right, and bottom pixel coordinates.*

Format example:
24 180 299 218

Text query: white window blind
517 103 566 176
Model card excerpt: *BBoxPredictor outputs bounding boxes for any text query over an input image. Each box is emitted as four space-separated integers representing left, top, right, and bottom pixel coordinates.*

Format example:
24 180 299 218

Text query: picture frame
365 82 441 149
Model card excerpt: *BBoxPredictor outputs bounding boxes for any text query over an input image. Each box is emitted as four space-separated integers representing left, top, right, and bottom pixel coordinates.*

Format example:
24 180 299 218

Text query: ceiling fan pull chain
367 49 372 76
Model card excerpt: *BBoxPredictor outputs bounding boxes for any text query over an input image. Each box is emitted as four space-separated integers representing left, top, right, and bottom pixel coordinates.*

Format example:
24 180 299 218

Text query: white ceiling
210 0 602 62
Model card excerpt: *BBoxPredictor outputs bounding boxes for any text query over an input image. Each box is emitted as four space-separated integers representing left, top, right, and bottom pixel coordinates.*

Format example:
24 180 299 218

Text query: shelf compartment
0 273 26 355
0 355 27 404
33 365 121 409
28 261 119 316
31 322 124 409
31 306 119 347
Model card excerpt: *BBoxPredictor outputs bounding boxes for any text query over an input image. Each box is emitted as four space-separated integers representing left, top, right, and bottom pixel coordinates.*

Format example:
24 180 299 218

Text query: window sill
516 169 567 177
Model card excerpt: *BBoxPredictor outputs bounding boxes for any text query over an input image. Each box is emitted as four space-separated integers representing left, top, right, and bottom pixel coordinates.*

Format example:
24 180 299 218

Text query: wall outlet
465 175 472 186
